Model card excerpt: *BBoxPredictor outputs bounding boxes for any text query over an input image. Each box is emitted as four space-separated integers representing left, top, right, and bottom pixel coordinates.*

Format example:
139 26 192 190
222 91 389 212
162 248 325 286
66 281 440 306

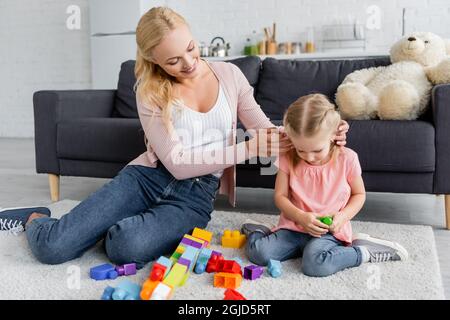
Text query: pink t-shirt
273 147 362 244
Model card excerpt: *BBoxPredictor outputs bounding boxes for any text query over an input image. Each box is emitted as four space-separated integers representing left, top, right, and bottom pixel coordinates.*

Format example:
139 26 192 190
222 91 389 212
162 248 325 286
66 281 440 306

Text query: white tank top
171 84 233 178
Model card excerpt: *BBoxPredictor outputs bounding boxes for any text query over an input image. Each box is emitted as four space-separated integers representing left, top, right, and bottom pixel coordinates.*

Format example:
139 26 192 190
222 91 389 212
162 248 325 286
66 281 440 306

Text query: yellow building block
175 244 186 254
221 230 246 248
163 263 187 288
179 271 190 287
214 272 242 289
192 227 213 245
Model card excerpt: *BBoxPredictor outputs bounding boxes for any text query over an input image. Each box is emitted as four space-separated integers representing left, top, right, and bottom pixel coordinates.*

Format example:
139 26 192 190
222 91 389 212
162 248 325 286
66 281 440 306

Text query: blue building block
268 259 282 278
156 256 173 277
100 286 115 300
194 248 212 274
111 280 141 300
90 263 118 281
180 246 200 273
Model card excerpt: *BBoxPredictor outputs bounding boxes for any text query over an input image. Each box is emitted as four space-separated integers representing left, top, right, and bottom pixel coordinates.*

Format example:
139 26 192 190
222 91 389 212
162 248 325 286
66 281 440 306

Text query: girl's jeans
246 229 363 277
26 162 220 268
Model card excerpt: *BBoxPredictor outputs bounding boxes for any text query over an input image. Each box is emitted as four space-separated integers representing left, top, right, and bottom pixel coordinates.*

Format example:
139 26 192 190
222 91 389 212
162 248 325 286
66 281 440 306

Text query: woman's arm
138 100 253 180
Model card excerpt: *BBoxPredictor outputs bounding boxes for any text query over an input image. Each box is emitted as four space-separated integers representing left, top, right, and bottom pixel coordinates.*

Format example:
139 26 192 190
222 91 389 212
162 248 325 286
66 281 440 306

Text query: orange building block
214 272 242 289
140 279 160 300
221 230 246 248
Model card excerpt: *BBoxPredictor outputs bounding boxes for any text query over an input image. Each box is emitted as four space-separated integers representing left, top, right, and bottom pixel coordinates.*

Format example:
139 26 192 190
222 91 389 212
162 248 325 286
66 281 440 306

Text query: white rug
0 200 444 300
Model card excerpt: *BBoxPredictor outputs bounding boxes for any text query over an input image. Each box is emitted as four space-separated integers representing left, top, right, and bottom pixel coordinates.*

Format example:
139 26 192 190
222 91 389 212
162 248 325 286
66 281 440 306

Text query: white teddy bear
336 32 450 120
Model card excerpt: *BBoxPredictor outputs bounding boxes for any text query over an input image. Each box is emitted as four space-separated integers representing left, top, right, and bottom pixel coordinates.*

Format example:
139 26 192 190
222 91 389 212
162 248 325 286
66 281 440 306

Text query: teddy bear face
390 32 446 67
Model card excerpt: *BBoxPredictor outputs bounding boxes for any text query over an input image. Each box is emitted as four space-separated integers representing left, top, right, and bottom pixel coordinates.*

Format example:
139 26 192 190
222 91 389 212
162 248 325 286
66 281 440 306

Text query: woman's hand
295 211 329 238
334 120 349 146
328 212 347 234
246 128 293 158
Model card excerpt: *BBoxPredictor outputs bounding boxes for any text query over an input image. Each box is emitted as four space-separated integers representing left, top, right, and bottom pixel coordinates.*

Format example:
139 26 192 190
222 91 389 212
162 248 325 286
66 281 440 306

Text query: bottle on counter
244 30 259 56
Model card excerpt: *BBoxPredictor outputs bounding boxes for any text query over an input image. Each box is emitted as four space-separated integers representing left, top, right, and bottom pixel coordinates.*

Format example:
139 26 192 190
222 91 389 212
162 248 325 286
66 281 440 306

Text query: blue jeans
26 162 220 268
246 229 363 277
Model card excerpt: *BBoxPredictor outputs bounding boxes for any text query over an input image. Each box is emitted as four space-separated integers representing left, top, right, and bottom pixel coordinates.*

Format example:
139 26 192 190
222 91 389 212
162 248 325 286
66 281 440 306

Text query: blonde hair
283 94 342 170
134 7 187 133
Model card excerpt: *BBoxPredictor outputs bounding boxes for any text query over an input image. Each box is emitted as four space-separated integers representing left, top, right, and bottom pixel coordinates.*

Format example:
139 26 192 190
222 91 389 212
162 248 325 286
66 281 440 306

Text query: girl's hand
329 212 347 234
334 120 349 146
296 212 329 238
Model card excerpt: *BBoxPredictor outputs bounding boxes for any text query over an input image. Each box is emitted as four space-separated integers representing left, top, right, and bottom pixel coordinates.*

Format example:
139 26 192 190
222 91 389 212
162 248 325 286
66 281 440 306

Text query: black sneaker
0 206 51 233
241 218 274 237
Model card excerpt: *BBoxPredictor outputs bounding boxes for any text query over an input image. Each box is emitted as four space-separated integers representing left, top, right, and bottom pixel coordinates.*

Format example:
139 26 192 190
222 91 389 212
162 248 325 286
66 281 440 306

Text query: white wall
0 0 91 138
168 0 450 56
1 0 449 138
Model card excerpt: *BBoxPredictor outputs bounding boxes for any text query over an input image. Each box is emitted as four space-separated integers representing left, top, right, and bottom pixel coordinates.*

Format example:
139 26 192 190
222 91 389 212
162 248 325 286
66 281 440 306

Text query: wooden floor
1 138 449 299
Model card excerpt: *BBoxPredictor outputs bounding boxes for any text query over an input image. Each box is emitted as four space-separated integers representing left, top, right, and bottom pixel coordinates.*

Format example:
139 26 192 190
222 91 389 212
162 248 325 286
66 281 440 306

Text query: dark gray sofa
33 56 450 228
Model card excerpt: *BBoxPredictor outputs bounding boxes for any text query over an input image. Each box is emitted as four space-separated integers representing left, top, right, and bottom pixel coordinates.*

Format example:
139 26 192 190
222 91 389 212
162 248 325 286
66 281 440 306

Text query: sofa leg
446 195 450 230
49 174 60 202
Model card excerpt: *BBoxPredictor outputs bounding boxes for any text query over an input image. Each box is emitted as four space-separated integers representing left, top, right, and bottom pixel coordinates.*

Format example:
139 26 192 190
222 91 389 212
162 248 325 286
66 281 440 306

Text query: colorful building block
219 260 242 275
221 230 246 248
90 263 118 280
100 286 115 300
156 256 173 272
149 263 167 282
224 288 247 300
317 216 333 226
194 248 213 274
115 263 137 276
243 265 264 280
268 259 282 278
231 257 244 268
163 263 188 288
214 272 242 289
140 279 160 300
110 280 141 300
183 234 207 249
150 282 173 300
192 227 213 245
206 253 225 273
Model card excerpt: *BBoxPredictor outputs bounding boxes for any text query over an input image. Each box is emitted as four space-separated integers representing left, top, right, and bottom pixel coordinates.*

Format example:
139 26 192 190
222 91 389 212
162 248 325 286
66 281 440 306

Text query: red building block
224 288 247 300
206 254 224 273
150 263 167 282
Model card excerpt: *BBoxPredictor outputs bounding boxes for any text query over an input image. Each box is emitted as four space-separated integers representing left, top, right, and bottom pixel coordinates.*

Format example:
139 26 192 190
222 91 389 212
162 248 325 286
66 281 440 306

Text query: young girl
242 94 408 277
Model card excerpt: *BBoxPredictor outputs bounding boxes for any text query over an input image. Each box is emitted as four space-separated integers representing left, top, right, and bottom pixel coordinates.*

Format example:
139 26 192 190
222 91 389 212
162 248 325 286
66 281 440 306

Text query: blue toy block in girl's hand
90 263 119 280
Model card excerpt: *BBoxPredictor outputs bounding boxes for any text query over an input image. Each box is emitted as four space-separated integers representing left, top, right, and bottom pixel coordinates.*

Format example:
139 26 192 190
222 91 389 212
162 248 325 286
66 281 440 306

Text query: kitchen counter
204 50 389 61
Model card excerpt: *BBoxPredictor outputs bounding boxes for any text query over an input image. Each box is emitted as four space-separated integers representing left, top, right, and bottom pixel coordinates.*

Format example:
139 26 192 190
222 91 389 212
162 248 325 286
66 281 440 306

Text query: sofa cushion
57 118 146 163
113 56 262 118
255 57 391 120
114 60 138 118
346 120 435 172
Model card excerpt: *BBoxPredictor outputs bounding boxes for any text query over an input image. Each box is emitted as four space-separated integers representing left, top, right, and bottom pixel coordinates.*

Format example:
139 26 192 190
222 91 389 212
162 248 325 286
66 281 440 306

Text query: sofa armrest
33 90 116 174
432 84 450 193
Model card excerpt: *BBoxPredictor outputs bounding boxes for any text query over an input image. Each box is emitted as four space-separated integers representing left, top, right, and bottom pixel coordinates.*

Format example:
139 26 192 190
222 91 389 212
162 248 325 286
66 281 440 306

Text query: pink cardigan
127 60 276 207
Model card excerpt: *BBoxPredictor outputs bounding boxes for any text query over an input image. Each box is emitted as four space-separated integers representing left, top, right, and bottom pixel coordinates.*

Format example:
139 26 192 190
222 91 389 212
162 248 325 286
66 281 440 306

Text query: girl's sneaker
0 206 51 233
352 233 409 263
241 218 275 237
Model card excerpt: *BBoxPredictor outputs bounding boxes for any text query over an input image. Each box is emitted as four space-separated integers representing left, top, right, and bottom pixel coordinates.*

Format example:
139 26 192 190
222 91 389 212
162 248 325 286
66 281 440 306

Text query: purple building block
90 263 118 281
115 263 137 276
177 257 191 268
244 265 264 280
180 237 192 246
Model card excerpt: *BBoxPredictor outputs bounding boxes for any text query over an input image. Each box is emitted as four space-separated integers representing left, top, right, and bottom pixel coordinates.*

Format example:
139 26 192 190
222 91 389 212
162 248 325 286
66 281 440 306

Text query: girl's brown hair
134 7 188 134
283 94 341 170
